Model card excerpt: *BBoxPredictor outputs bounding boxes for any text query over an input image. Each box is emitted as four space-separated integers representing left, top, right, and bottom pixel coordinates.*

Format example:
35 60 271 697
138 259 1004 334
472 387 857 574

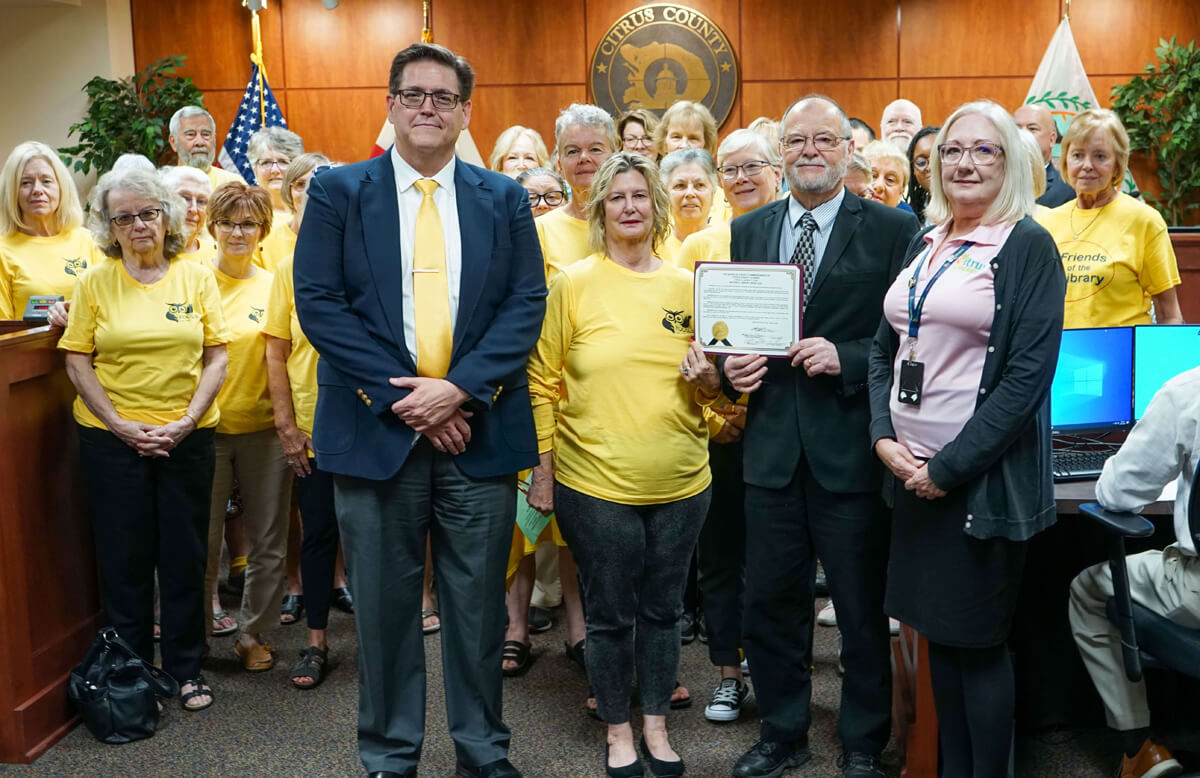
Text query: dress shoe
456 757 522 778
367 771 415 778
640 736 684 777
732 739 811 778
838 751 886 777
605 744 644 778
1117 737 1182 778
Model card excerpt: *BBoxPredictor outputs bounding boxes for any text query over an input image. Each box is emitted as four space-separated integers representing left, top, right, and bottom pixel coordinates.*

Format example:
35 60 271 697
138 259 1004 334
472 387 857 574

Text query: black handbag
68 627 180 744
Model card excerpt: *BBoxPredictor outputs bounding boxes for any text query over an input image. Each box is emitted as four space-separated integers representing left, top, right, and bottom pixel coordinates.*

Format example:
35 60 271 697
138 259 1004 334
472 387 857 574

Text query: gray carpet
3 596 1162 777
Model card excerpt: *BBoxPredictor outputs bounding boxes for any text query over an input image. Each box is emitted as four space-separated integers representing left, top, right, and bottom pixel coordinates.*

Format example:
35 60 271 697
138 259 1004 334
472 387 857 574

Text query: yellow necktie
413 178 452 378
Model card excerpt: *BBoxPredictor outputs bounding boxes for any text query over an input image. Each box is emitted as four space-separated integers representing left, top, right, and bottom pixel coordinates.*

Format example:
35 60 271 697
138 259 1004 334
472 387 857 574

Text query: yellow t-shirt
673 223 732 273
262 256 318 439
256 213 296 274
0 227 103 319
658 232 685 267
1037 193 1181 328
206 165 245 190
177 233 217 264
527 253 713 504
209 261 276 434
58 259 229 429
536 207 591 281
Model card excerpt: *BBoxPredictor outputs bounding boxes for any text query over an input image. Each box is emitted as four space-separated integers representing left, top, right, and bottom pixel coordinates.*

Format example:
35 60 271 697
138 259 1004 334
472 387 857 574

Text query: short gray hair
159 165 212 193
169 106 215 138
247 126 305 166
515 166 567 191
848 151 871 178
717 129 780 167
88 168 187 259
1017 129 1047 199
863 140 910 189
659 148 717 185
925 100 1034 226
111 153 156 174
554 104 617 151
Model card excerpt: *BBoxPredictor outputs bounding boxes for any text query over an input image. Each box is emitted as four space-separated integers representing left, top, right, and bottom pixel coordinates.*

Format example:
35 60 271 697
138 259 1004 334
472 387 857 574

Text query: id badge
897 359 924 405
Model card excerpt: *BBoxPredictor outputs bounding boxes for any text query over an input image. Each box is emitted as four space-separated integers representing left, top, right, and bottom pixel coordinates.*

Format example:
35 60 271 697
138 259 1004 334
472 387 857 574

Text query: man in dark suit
1015 102 1076 207
724 95 918 778
293 43 545 778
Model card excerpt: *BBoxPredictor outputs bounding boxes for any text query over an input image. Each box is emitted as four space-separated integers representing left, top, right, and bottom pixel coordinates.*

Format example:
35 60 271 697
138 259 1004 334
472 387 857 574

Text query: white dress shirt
390 146 463 370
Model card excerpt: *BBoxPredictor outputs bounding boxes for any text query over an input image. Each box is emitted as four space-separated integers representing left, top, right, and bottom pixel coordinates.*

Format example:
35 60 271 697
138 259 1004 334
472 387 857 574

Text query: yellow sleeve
57 275 95 353
262 261 293 340
702 405 726 437
535 218 552 281
198 270 231 346
0 252 13 319
1138 212 1180 296
526 272 573 453
675 234 703 274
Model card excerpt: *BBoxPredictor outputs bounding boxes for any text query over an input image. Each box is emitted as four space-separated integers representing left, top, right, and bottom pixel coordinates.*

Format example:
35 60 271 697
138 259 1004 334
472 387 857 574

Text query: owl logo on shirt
661 309 692 335
248 306 265 323
166 302 198 322
63 257 88 276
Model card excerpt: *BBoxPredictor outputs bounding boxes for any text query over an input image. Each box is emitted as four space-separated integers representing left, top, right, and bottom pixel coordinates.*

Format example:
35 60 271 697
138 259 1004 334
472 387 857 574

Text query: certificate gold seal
712 321 728 340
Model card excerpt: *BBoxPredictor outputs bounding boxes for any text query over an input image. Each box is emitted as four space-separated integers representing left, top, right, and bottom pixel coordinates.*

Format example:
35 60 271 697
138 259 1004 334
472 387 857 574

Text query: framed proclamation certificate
693 262 802 357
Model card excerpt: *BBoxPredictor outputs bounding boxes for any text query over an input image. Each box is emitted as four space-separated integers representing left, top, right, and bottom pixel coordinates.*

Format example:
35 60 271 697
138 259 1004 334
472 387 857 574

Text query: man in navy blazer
294 43 545 778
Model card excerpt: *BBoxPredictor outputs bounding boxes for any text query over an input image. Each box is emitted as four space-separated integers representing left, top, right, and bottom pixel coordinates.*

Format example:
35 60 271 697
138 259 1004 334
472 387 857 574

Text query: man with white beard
168 106 245 190
879 99 923 151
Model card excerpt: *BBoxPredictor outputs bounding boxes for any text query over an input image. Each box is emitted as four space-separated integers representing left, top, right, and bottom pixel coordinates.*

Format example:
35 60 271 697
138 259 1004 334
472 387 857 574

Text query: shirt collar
787 186 845 234
390 146 457 194
922 219 1015 247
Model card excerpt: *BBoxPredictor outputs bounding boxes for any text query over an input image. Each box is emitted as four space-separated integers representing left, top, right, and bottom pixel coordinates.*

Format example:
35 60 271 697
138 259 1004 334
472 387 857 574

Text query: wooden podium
0 321 101 763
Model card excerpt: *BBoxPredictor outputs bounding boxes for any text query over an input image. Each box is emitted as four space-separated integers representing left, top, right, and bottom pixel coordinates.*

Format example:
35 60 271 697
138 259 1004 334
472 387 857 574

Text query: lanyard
906 241 975 340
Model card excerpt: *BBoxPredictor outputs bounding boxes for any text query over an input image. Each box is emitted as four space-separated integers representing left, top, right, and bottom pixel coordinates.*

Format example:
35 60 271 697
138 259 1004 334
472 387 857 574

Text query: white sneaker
740 657 750 676
704 678 751 722
817 601 837 627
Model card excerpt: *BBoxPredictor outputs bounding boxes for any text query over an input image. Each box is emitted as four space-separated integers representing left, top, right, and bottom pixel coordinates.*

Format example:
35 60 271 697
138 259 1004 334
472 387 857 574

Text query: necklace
1068 201 1105 239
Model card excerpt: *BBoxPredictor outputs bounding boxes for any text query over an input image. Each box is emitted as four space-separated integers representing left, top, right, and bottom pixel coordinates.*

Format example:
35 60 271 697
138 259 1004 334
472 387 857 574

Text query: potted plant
1111 37 1200 227
59 56 206 176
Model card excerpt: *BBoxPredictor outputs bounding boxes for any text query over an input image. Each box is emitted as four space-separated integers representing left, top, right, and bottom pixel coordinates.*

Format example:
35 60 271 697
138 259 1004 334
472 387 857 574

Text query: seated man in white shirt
1068 367 1200 778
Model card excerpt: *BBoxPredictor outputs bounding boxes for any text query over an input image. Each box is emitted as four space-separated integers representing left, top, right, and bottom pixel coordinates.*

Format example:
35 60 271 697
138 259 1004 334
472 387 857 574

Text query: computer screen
1050 327 1134 432
1134 324 1200 419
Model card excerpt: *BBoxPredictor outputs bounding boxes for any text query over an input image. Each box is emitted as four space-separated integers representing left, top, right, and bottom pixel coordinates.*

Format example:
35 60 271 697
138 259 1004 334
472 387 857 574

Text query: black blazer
729 190 918 493
1039 163 1075 208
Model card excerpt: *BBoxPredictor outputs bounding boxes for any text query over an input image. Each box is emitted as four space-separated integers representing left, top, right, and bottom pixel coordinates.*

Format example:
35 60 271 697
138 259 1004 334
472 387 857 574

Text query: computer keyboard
1052 449 1117 482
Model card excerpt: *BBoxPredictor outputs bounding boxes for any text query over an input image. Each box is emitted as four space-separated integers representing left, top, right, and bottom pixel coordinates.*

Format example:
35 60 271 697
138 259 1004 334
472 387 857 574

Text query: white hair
554 104 617 150
159 165 212 193
169 106 215 138
717 129 781 167
111 153 156 174
247 126 304 166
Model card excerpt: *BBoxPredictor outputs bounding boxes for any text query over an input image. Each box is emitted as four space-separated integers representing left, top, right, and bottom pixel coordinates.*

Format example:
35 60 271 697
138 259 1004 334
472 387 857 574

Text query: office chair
1078 464 1200 684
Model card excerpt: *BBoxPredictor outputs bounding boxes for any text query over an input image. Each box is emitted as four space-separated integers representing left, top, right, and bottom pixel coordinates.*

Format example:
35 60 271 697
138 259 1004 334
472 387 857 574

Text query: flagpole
422 0 433 43
1064 0 1071 21
243 1 269 126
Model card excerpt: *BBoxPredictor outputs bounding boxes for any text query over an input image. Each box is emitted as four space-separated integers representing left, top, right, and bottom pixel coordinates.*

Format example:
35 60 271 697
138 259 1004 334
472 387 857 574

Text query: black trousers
296 462 339 630
79 424 214 683
697 439 746 667
742 456 892 754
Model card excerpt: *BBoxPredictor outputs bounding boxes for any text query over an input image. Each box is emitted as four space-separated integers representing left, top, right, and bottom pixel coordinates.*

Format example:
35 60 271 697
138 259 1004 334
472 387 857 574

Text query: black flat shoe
639 737 684 777
565 638 586 670
332 586 354 613
606 745 645 778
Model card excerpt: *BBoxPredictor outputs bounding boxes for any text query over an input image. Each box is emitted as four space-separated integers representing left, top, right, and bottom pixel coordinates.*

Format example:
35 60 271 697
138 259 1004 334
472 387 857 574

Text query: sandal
332 586 354 614
422 607 441 635
234 639 275 671
280 594 304 625
565 638 586 670
670 681 692 710
211 609 238 637
180 676 214 711
502 640 534 677
290 646 329 689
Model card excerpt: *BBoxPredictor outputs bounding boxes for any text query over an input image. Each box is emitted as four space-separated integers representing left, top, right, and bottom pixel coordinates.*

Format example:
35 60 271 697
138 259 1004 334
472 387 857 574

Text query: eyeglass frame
717 160 773 181
213 219 264 234
391 88 463 112
937 142 1005 166
781 133 849 153
253 158 290 170
527 190 567 207
622 135 653 149
109 207 163 229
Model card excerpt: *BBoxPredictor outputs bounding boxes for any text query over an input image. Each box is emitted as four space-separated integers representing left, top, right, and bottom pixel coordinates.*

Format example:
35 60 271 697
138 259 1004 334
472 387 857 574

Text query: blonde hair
1018 129 1047 199
863 140 910 190
586 152 670 254
1060 108 1130 191
88 168 187 259
0 141 84 236
925 100 1034 227
281 153 331 212
617 110 660 147
487 126 550 173
655 101 719 157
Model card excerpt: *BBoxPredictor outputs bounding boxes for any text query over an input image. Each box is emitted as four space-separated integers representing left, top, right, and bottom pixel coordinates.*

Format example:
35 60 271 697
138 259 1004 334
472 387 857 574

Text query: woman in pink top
868 101 1065 778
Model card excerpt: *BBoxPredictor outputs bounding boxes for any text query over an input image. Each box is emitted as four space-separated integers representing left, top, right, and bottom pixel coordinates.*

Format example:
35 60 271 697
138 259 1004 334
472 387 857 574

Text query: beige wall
0 0 133 189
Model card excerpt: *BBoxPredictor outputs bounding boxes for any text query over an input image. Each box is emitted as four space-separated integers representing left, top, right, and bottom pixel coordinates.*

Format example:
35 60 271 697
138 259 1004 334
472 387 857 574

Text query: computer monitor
1050 327 1134 433
1134 324 1200 419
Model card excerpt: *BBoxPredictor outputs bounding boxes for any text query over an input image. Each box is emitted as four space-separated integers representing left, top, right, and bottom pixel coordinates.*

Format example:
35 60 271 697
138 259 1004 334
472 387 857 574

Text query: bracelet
183 410 199 427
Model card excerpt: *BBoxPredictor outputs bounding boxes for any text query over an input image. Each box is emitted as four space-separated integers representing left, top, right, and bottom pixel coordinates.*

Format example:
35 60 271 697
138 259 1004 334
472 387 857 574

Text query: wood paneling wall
131 0 1200 168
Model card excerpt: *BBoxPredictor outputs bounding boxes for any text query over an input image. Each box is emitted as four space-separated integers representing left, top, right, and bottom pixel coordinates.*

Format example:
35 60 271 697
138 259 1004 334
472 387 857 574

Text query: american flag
218 60 288 185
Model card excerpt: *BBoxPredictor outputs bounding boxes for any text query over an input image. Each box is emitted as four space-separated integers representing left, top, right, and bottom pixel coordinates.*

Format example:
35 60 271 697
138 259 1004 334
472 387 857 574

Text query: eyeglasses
254 158 289 170
213 219 263 233
527 191 566 208
938 143 1004 166
782 134 848 152
622 136 652 148
110 208 162 228
718 160 771 181
913 156 931 171
392 88 462 111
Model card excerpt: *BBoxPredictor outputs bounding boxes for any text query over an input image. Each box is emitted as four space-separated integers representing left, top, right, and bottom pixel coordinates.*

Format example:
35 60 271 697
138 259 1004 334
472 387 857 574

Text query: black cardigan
867 216 1066 541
